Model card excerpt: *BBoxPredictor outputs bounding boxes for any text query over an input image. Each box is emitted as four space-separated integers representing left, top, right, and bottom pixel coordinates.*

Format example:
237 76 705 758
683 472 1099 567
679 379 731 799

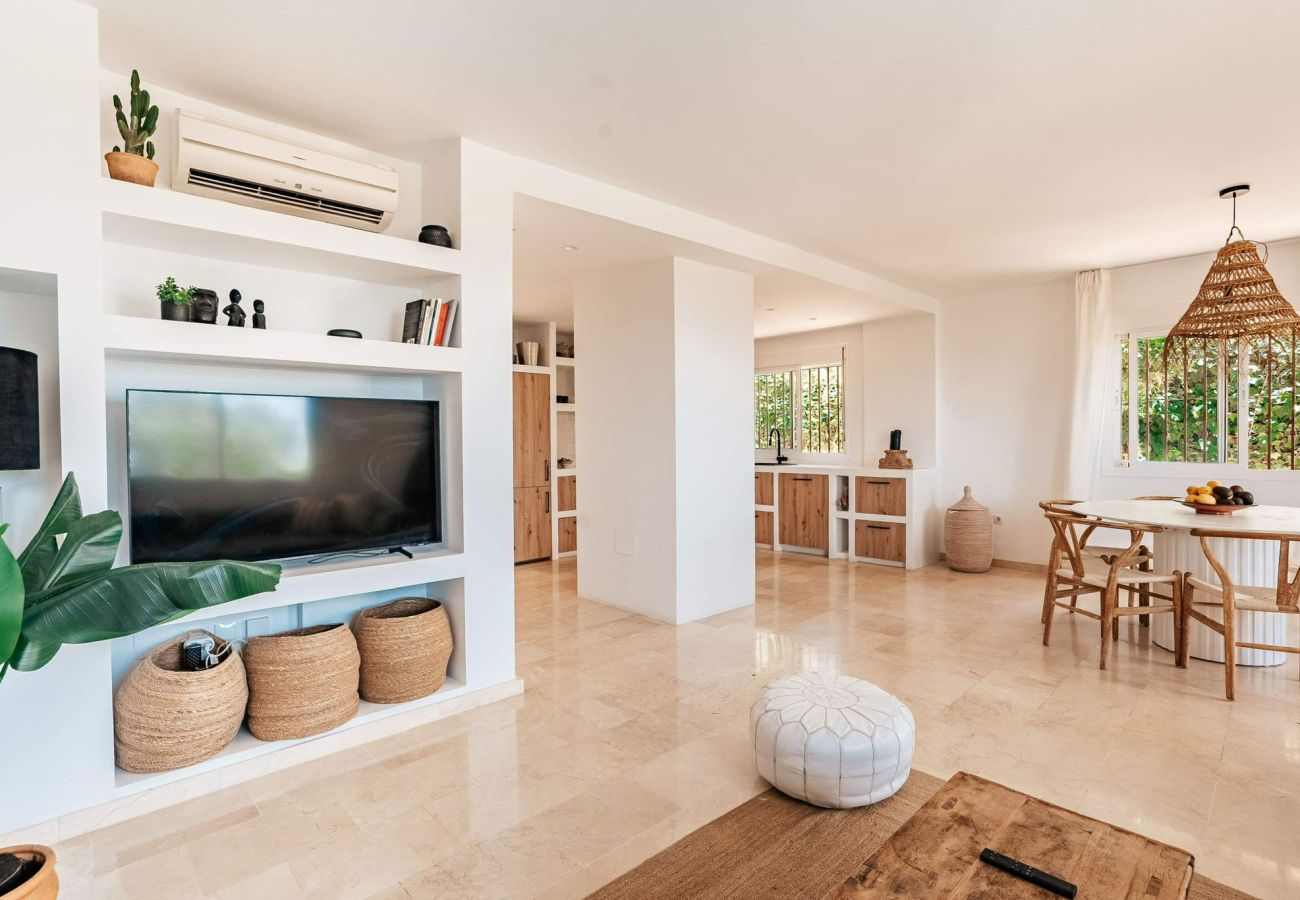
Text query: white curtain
1066 269 1112 499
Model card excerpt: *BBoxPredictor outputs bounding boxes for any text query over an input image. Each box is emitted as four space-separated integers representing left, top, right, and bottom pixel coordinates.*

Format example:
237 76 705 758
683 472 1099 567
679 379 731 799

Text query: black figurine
223 289 246 327
252 299 266 330
190 288 218 325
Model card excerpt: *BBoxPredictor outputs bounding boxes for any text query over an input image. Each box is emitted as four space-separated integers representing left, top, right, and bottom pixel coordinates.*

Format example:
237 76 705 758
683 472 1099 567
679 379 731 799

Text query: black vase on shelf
418 225 453 248
160 301 190 322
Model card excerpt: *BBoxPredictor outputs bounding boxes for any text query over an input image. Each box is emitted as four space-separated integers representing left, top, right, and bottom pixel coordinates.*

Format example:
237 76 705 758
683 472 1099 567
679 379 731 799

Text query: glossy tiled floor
57 552 1300 898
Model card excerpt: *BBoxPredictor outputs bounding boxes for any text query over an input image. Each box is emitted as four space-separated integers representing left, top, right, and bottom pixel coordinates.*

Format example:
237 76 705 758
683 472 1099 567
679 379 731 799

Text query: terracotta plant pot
0 845 58 899
160 301 190 322
104 151 158 187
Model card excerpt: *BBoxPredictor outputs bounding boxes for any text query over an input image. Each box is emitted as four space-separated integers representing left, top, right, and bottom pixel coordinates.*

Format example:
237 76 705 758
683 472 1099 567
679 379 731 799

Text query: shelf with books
101 315 464 375
402 296 462 348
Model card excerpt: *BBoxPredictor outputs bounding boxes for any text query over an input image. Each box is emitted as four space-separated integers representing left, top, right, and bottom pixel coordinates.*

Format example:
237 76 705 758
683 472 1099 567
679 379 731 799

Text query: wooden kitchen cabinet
514 486 552 562
856 476 906 517
557 475 577 512
754 471 774 506
856 520 906 563
513 372 551 488
755 510 774 546
558 516 578 553
514 371 552 563
779 473 828 552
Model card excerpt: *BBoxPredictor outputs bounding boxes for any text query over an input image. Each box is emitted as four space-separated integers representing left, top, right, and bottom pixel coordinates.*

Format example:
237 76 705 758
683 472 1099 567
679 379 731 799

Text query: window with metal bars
1117 330 1300 469
754 363 846 456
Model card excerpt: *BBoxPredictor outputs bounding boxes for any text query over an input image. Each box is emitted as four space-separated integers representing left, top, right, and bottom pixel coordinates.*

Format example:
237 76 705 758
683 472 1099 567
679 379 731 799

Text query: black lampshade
0 347 39 470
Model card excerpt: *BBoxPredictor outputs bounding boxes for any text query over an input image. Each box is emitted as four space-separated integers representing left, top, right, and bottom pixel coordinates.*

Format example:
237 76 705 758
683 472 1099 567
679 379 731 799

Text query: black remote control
979 848 1077 899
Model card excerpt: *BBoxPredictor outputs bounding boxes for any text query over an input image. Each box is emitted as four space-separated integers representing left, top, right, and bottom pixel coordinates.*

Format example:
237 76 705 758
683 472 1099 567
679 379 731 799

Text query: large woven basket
945 485 994 573
244 624 360 741
353 598 453 704
113 631 247 773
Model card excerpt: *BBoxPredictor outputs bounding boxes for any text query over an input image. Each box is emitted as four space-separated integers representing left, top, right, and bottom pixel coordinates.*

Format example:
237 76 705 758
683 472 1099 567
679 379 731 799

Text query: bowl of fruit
1181 482 1255 514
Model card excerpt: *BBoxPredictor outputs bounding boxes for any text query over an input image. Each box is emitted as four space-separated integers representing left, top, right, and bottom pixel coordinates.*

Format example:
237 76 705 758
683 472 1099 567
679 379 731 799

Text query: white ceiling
514 196 906 336
90 0 1300 298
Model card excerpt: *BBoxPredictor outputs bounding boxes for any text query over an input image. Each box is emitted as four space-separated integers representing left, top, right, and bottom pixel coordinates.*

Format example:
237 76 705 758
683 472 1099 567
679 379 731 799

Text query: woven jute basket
113 631 247 773
244 624 360 741
353 598 453 704
945 485 994 573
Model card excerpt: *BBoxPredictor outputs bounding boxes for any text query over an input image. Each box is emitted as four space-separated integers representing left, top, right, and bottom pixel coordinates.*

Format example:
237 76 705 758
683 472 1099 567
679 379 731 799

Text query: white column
574 257 754 624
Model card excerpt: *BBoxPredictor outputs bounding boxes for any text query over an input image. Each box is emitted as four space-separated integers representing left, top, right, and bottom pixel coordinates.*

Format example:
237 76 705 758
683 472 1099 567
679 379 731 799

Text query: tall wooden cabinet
513 371 552 562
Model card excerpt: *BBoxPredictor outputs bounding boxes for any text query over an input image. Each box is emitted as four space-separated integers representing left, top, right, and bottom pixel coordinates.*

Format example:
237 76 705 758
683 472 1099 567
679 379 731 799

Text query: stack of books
401 298 459 347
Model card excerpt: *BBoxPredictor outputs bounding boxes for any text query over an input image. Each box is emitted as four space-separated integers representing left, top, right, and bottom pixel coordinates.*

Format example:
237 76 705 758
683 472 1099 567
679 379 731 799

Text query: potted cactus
105 69 160 186
156 276 194 322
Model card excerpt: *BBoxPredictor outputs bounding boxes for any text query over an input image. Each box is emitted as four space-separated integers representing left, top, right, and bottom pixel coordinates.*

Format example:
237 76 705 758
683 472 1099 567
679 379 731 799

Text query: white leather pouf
750 671 915 809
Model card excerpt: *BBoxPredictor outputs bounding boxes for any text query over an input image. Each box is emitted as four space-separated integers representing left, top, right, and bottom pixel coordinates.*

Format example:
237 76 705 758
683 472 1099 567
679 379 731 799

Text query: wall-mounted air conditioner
173 109 399 232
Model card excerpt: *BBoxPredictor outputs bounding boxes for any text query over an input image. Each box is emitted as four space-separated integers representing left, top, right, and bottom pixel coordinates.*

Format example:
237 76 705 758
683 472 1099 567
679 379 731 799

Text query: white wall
575 257 754 624
754 314 937 468
574 259 679 619
938 278 1074 564
863 314 937 468
673 258 755 621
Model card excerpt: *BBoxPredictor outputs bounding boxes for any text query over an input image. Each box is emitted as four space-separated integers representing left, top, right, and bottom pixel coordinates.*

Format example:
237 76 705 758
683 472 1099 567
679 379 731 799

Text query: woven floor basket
113 631 247 773
945 485 994 573
244 623 360 741
353 598 453 704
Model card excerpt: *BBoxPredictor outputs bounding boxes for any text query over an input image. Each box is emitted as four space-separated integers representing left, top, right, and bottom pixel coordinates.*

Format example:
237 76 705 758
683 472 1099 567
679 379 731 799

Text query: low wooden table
834 772 1194 899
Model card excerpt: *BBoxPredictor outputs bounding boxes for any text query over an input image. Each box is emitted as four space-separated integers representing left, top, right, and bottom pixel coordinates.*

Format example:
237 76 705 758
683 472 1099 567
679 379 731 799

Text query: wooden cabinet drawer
856 476 906 516
755 510 774 546
754 471 774 506
855 521 906 563
557 475 577 512
558 516 577 553
779 473 828 552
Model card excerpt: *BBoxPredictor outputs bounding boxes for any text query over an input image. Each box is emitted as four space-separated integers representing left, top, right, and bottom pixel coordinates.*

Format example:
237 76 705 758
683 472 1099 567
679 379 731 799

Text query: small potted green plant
157 276 194 322
105 69 160 186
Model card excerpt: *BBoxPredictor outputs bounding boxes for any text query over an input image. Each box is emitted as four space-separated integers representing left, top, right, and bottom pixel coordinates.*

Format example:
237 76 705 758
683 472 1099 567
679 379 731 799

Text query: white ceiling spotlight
562 244 579 251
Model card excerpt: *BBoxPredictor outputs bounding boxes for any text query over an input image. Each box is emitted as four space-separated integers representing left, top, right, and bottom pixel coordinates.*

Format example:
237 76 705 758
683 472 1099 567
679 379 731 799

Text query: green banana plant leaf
7 635 60 672
0 525 23 678
27 509 122 596
17 473 83 597
22 559 281 647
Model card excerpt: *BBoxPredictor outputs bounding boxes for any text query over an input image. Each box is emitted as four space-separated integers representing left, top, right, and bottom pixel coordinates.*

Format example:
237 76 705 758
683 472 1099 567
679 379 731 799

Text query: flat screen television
127 389 440 563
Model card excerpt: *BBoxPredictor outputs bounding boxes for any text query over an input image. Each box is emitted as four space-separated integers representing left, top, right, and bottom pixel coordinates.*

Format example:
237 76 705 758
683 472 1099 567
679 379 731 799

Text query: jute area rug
588 770 1254 899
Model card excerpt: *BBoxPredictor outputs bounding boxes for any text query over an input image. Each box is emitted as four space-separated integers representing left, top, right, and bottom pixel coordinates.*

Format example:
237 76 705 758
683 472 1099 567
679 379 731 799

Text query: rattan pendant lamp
1166 184 1300 347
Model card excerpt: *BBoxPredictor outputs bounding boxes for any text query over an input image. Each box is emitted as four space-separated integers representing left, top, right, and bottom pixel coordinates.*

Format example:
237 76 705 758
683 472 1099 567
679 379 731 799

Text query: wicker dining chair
1037 500 1154 623
1041 509 1184 670
1183 528 1300 700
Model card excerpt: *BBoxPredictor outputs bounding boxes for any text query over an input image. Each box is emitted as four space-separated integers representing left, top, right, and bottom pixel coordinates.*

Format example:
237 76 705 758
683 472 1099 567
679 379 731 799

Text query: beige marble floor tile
52 551 1300 899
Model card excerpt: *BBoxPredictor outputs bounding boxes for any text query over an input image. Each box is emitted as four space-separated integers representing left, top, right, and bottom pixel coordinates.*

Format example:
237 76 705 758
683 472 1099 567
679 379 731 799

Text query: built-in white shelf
555 468 577 477
168 547 467 623
556 509 577 519
555 357 576 367
113 675 472 793
555 402 577 412
102 315 464 375
512 363 551 375
100 178 463 288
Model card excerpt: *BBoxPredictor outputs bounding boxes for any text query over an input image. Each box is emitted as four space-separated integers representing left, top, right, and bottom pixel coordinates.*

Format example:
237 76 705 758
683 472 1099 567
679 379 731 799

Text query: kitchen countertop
753 462 929 475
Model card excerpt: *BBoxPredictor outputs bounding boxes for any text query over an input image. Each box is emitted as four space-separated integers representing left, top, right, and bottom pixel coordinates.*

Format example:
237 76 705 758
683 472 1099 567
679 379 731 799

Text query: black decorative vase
161 301 190 322
418 225 453 248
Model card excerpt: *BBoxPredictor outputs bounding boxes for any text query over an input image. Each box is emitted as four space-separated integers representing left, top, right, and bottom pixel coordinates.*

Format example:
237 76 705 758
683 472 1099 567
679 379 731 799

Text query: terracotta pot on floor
104 151 158 186
0 845 58 899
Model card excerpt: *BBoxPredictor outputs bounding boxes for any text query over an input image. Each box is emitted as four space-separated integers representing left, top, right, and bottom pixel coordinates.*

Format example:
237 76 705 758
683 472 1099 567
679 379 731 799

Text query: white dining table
1072 499 1299 666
